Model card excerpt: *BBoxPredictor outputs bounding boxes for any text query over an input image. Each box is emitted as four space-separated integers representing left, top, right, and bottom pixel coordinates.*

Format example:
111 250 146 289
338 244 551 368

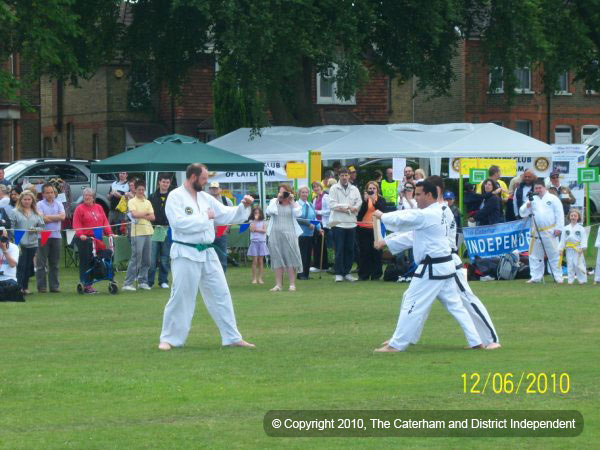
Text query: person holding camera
266 184 303 291
519 179 564 284
0 228 18 284
356 181 386 281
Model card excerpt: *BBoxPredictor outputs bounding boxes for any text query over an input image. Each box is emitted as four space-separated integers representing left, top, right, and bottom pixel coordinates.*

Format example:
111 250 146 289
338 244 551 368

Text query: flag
381 221 386 237
66 229 76 245
93 227 103 240
14 230 24 245
40 230 51 246
167 227 172 241
310 220 320 226
216 226 227 238
239 223 250 233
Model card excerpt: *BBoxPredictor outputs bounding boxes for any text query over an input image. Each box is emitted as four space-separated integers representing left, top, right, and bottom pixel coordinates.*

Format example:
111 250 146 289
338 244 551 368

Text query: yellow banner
459 158 517 177
309 151 322 185
286 162 307 179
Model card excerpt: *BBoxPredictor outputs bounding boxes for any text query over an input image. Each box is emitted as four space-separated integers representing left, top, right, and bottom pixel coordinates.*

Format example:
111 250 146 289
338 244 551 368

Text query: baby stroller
77 236 118 295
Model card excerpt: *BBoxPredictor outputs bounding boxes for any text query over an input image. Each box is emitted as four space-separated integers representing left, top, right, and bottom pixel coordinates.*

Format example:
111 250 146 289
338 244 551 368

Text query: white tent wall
210 123 554 205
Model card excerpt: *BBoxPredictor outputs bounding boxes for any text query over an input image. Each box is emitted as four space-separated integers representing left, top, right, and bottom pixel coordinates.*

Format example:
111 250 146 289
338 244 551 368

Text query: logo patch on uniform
546 201 551 206
575 231 581 236
185 206 193 215
565 230 570 236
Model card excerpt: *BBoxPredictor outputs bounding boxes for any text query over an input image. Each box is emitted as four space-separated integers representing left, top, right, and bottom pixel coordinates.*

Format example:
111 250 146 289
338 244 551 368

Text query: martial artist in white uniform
559 215 588 284
383 219 501 348
519 180 564 283
158 164 255 350
373 181 482 352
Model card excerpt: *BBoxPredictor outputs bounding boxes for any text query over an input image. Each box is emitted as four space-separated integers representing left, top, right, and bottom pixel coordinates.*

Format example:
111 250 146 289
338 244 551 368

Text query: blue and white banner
463 219 531 258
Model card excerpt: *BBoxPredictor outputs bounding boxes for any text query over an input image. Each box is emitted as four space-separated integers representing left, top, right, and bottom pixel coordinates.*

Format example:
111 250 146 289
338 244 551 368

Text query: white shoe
480 275 494 282
122 285 136 291
397 276 405 283
526 279 541 284
309 267 320 273
138 283 151 290
335 275 343 282
344 274 357 282
160 283 169 289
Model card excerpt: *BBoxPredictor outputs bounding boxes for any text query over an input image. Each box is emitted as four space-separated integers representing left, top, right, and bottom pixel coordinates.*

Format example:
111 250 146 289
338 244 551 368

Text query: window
67 123 75 157
515 120 531 136
488 67 504 93
514 67 532 92
556 72 569 94
92 134 99 159
554 125 572 144
316 64 356 105
10 120 17 161
24 164 88 183
581 125 599 143
8 54 16 75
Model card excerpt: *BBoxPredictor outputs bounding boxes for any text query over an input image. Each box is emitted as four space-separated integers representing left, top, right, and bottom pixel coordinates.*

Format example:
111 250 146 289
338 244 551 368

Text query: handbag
116 195 128 213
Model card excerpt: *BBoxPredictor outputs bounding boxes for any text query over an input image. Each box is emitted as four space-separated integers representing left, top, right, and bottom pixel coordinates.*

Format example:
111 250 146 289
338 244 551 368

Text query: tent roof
583 128 600 147
210 123 552 161
91 134 264 173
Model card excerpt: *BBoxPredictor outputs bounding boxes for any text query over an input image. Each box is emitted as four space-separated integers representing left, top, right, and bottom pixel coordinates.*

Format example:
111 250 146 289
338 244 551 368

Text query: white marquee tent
210 123 553 176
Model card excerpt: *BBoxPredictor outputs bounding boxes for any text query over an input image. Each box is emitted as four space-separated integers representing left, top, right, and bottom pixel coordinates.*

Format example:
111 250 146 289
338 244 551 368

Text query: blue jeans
148 238 171 287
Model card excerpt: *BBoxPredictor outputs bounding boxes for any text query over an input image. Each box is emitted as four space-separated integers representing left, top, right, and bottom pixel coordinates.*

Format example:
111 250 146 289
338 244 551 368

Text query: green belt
172 240 226 257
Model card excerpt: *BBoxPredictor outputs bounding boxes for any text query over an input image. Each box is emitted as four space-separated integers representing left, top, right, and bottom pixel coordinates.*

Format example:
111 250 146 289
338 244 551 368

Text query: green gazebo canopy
90 134 264 173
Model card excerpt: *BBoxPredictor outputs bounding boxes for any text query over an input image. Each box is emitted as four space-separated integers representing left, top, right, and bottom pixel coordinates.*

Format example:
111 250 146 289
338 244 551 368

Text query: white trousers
596 252 600 283
411 269 500 347
389 275 482 351
565 248 587 284
160 255 243 347
529 232 561 282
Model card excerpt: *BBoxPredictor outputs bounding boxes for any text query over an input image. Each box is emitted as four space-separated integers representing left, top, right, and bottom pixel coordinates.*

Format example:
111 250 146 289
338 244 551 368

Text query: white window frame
581 125 599 143
554 125 573 144
92 133 100 159
555 71 570 95
515 120 532 136
316 64 356 105
514 67 533 94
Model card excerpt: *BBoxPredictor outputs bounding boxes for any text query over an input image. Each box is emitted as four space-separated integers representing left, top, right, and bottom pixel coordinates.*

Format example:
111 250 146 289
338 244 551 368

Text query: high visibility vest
380 179 398 205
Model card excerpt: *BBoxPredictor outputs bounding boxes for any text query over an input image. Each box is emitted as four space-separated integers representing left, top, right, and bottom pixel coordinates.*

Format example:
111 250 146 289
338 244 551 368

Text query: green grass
0 263 598 449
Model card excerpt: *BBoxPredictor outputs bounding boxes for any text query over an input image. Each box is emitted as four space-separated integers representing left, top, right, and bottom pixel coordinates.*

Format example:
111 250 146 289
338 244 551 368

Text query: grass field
0 259 598 449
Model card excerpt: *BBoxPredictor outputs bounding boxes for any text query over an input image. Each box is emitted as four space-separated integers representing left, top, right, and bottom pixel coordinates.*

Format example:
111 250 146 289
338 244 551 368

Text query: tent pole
258 171 265 210
458 159 464 215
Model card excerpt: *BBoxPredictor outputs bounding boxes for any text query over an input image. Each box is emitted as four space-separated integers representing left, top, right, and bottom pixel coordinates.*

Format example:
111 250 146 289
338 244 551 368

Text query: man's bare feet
224 340 256 349
258 279 264 284
158 342 172 351
381 339 390 346
252 279 257 284
374 345 402 353
486 342 502 350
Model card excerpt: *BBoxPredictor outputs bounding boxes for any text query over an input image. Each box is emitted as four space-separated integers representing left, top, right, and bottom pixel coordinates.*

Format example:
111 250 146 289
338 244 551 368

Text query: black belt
413 254 455 280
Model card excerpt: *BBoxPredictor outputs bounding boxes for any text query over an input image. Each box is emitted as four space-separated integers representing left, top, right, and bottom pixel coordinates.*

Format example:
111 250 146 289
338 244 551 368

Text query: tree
0 0 122 104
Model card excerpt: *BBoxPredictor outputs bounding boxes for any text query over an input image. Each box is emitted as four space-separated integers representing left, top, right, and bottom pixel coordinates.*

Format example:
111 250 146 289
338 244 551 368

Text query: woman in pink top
72 188 112 294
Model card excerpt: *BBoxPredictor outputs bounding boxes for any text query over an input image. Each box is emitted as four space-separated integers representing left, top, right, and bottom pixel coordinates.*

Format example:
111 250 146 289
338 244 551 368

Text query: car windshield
590 149 600 167
3 161 32 180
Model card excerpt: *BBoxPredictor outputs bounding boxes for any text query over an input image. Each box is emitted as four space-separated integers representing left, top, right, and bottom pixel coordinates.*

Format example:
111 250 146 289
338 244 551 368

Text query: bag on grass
497 253 520 280
0 280 24 302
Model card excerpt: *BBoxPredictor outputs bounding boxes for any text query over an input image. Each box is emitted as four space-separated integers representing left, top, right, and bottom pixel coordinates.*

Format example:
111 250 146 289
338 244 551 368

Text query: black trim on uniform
470 302 498 343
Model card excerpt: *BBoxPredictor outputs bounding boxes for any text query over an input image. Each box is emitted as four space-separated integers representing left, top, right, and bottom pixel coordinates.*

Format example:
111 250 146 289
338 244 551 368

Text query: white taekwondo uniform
559 223 588 284
387 202 500 347
519 192 564 282
381 203 482 351
159 186 251 347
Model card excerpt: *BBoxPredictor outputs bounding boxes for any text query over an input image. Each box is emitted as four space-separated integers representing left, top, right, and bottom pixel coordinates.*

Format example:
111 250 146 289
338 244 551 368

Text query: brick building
0 54 41 162
392 40 600 144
